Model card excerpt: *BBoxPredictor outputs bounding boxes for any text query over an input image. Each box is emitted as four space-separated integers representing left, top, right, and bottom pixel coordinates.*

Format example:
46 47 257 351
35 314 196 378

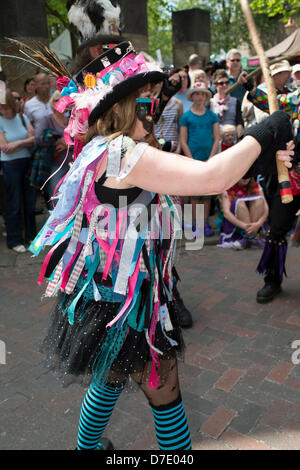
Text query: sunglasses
14 96 21 101
136 98 160 116
217 80 229 86
230 58 241 63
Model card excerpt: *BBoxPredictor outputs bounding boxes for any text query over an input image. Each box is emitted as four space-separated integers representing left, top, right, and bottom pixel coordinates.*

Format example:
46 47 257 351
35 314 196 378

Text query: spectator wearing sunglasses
226 49 247 104
210 69 244 138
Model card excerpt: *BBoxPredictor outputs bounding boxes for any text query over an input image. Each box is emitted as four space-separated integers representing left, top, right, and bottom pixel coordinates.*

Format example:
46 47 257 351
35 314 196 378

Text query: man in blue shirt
226 49 247 105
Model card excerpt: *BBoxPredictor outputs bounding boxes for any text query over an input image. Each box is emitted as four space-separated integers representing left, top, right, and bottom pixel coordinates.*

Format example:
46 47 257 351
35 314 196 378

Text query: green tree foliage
148 0 291 64
46 0 69 42
250 0 300 22
45 1 292 64
46 0 79 55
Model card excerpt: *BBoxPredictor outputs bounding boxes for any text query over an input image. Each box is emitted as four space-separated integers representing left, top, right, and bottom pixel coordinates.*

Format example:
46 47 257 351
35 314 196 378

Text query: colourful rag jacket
29 134 181 378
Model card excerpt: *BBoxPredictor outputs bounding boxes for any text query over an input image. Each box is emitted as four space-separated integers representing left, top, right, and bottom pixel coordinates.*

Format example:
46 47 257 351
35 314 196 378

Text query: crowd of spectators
0 46 299 257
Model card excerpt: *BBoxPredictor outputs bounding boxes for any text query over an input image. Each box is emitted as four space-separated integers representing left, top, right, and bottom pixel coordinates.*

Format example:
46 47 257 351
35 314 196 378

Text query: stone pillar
117 0 148 52
0 0 48 91
172 9 210 68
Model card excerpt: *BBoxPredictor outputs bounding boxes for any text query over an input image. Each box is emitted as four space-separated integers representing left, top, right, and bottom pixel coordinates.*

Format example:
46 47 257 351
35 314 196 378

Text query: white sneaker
12 245 26 253
232 240 246 250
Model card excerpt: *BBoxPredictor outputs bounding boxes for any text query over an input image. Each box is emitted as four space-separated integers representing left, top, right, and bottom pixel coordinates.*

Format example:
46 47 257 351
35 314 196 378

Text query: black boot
256 233 286 304
173 285 193 328
96 437 114 450
256 282 282 303
74 437 114 450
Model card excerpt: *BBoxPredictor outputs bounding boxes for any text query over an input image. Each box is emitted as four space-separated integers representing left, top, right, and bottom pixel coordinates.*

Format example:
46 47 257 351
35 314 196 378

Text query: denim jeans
2 158 37 248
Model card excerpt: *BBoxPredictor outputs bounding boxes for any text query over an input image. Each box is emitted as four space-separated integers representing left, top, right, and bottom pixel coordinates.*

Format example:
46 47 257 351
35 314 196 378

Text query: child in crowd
180 82 220 236
220 124 237 151
189 69 209 87
218 176 268 249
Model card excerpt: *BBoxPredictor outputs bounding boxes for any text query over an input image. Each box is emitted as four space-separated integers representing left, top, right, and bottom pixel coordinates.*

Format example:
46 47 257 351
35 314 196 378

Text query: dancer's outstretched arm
124 137 293 196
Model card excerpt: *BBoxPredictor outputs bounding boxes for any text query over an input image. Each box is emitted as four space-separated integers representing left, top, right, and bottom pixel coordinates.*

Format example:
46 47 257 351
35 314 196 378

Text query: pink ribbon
102 210 124 280
97 53 135 79
105 252 141 329
118 53 148 79
38 232 70 285
54 95 74 114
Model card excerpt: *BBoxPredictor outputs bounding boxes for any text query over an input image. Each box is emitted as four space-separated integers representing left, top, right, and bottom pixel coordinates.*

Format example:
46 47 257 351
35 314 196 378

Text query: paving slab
1 210 300 450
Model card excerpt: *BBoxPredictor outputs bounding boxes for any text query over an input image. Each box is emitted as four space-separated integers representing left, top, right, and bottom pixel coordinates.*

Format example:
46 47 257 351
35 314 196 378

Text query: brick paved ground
1 210 300 450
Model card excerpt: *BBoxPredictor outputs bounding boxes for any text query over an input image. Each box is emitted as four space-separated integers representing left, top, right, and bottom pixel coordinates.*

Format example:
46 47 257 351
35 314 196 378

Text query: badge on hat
84 73 97 89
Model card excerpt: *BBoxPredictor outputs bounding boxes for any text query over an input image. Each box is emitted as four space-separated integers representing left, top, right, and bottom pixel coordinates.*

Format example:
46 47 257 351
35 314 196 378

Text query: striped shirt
155 97 182 146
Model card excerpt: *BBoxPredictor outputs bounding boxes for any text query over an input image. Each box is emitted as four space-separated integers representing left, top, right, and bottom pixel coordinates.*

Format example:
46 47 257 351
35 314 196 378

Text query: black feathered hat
72 41 168 126
88 69 166 126
75 40 134 85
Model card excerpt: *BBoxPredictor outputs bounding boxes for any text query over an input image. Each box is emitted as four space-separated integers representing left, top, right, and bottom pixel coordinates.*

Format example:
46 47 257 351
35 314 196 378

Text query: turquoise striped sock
151 395 192 450
77 382 123 450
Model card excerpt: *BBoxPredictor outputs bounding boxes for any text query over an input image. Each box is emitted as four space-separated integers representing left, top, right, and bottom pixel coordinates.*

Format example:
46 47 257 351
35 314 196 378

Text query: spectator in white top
24 73 52 212
24 73 51 130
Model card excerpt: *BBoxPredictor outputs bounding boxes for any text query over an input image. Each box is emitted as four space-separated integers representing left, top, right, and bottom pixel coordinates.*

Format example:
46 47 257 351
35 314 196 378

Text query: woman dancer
30 43 294 450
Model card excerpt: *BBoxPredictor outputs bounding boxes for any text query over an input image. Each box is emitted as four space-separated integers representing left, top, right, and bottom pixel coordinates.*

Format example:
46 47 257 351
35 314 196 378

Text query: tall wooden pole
240 0 293 203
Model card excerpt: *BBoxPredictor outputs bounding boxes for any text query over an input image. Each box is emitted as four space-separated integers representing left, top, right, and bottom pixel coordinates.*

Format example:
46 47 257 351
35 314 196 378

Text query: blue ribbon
61 80 78 97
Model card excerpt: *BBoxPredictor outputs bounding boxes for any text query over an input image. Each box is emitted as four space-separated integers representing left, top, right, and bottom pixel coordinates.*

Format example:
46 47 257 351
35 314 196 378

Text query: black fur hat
67 0 123 52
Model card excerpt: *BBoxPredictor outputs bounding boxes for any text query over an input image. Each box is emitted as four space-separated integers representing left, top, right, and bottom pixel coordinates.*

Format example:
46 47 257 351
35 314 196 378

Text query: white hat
187 82 212 101
270 60 292 76
292 64 300 74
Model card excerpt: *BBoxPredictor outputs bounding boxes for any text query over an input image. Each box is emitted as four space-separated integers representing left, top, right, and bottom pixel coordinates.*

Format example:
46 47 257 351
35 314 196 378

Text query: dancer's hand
242 111 293 177
237 71 254 92
276 140 295 169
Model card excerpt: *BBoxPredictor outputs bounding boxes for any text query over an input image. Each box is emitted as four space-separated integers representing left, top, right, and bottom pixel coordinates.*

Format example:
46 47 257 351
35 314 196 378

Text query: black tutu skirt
40 279 185 389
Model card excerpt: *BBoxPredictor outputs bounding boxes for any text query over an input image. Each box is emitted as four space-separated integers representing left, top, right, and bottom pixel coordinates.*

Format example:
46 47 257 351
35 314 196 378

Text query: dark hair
212 68 227 84
24 77 35 92
206 60 226 76
254 70 263 88
0 71 7 82
169 67 191 89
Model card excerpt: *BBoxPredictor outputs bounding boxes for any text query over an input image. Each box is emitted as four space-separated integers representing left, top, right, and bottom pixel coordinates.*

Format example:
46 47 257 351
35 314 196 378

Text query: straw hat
186 82 212 101
270 60 292 76
292 64 300 74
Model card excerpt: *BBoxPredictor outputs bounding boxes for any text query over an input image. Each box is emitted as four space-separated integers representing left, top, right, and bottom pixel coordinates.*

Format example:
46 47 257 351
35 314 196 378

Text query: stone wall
172 9 210 68
0 0 48 92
